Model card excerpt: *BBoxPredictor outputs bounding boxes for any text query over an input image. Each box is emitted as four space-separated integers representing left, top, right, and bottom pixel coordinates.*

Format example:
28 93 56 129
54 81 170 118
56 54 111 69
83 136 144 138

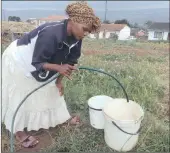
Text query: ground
1 38 169 152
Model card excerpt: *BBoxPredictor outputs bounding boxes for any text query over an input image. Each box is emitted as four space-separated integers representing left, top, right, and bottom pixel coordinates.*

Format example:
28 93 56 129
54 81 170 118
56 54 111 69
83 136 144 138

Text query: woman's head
66 1 101 40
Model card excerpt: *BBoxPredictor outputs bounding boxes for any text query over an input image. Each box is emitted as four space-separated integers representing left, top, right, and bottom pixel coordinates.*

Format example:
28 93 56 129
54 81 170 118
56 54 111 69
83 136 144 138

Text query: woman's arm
42 63 76 80
32 30 76 80
32 30 57 72
42 63 64 82
56 75 64 83
42 63 60 72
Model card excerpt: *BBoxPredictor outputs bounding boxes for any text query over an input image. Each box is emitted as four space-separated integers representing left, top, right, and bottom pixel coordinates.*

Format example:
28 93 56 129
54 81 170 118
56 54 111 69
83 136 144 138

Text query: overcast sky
2 1 169 24
2 1 169 11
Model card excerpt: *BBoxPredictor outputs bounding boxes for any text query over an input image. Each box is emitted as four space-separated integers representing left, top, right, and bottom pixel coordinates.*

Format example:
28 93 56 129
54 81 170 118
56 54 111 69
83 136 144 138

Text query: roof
148 22 169 31
100 24 127 31
131 28 146 33
131 28 140 33
39 15 68 21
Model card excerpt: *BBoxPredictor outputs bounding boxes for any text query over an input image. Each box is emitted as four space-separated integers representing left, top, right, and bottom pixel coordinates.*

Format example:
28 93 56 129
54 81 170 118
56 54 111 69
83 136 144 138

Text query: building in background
89 24 131 40
130 28 148 40
148 22 169 41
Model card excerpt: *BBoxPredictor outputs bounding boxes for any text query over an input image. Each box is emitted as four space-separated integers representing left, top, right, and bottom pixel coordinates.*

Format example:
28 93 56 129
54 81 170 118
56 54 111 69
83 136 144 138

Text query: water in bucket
103 98 144 152
88 95 114 129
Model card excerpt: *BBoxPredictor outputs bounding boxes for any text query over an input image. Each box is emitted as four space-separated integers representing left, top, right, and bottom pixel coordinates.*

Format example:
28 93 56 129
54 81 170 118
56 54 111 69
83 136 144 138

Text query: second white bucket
88 95 114 129
103 98 144 152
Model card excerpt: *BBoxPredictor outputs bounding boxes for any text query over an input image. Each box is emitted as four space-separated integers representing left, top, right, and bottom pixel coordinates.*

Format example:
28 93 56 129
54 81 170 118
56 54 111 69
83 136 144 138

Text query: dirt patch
83 47 168 56
83 50 113 55
1 129 53 153
16 130 53 153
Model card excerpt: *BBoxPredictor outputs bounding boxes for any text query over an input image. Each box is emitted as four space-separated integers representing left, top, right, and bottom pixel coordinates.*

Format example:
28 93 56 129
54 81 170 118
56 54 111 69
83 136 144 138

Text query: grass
83 38 169 51
1 38 169 152
101 53 167 63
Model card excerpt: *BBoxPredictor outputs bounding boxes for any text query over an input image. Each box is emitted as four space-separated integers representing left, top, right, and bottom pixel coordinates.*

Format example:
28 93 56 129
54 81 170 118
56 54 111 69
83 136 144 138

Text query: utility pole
2 9 6 21
104 0 107 22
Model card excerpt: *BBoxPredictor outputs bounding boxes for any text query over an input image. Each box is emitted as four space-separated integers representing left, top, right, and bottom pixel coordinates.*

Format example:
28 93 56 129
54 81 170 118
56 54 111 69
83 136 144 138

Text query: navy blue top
17 19 82 82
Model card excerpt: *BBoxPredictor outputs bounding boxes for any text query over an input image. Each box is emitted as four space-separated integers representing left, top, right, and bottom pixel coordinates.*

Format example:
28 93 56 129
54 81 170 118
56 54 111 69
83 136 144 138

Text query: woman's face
71 22 92 40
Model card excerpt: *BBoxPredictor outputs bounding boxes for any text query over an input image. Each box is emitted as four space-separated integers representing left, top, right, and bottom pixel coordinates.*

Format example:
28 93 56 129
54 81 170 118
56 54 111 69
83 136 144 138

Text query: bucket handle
88 106 102 111
112 121 142 135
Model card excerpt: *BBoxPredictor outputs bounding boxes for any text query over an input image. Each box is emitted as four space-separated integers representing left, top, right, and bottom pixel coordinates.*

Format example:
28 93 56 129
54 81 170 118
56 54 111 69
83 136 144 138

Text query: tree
133 23 139 28
8 16 21 22
144 20 153 28
26 19 31 23
103 20 111 24
110 33 118 41
114 19 131 27
15 17 21 22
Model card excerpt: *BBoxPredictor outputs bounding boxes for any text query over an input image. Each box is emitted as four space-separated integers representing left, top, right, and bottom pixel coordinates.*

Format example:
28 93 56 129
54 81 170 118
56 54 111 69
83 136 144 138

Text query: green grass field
1 39 169 152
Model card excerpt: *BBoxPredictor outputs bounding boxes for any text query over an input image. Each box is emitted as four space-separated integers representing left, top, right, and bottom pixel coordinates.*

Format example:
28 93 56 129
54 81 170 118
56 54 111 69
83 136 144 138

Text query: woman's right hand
56 64 77 80
43 63 77 80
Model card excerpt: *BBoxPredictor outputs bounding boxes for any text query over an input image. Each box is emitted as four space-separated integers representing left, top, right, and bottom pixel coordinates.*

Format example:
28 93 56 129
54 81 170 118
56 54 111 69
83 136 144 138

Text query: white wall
89 33 96 39
88 32 111 39
163 32 169 40
148 31 169 41
99 31 104 39
105 32 110 38
118 26 131 40
39 20 46 26
148 31 158 40
88 27 130 40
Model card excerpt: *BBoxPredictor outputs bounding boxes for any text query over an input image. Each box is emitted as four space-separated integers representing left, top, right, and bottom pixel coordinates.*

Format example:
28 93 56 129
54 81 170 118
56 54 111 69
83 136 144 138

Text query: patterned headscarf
65 1 101 33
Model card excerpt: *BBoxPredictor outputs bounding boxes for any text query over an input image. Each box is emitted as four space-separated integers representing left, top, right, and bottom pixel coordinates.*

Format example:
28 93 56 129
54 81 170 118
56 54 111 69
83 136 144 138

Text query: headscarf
65 1 101 33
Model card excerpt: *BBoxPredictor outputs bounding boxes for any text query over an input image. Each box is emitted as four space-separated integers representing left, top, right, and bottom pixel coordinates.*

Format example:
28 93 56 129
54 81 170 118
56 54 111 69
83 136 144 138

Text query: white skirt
2 41 71 133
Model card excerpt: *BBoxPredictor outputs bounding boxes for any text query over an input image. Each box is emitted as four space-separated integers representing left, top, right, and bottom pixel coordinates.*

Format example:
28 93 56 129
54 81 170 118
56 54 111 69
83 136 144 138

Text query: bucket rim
88 95 114 110
103 108 144 123
103 99 144 123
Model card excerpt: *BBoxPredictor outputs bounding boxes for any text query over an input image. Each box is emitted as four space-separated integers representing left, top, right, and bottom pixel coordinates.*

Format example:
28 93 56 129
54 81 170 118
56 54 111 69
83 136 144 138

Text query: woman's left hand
56 81 64 96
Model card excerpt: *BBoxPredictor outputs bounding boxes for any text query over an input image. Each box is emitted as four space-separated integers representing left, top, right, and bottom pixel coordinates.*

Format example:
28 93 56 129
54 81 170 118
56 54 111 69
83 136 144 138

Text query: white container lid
103 98 143 121
88 95 114 110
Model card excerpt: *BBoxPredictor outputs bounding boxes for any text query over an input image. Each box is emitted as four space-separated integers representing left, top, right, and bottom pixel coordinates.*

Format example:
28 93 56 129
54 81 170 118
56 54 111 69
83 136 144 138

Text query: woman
2 1 101 148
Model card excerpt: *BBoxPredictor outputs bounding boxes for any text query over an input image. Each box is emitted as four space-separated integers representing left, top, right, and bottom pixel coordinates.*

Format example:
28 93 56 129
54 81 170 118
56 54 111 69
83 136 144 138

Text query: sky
2 1 169 24
2 1 169 11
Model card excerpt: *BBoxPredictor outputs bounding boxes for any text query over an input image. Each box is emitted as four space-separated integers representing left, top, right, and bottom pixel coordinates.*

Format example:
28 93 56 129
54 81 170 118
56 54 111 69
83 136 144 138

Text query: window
154 31 163 38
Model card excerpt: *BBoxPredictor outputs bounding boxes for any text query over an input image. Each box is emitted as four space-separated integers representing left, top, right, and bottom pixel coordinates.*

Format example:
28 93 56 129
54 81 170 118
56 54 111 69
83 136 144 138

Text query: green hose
10 66 129 153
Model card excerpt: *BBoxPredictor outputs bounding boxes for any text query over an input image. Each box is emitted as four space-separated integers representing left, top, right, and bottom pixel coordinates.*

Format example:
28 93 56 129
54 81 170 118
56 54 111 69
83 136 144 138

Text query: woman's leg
66 115 80 125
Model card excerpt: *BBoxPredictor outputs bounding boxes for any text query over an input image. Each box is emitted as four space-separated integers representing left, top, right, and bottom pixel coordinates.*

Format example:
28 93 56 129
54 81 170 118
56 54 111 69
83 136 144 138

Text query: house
131 28 147 37
137 30 147 37
26 15 68 27
131 28 148 40
89 24 131 40
131 28 140 37
148 22 169 41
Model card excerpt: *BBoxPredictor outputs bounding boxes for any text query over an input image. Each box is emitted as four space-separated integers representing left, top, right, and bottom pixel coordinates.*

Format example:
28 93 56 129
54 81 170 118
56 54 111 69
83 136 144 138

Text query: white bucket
103 98 144 152
88 95 114 129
